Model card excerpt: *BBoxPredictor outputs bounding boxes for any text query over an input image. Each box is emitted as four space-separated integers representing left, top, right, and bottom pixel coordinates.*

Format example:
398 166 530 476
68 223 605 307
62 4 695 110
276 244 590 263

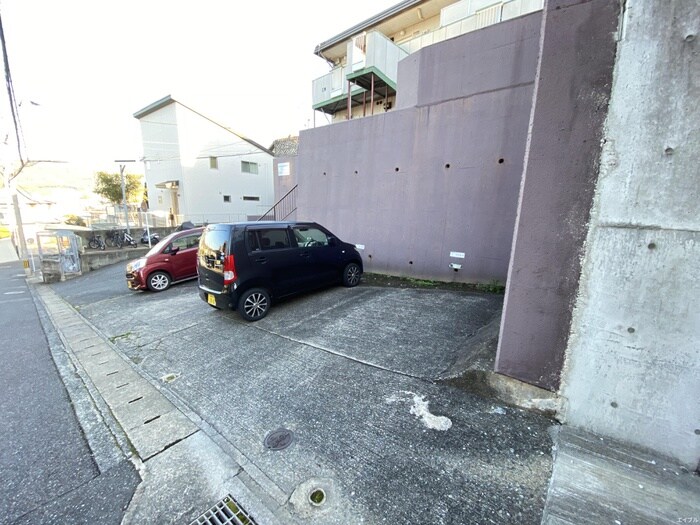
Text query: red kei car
125 227 204 292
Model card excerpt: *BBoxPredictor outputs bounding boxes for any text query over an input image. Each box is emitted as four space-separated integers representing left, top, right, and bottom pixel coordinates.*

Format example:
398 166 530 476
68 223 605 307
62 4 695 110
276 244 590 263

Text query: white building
134 96 274 225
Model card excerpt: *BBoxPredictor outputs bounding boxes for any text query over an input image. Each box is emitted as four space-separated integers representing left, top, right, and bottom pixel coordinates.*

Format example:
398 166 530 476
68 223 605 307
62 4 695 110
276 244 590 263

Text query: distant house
133 96 274 225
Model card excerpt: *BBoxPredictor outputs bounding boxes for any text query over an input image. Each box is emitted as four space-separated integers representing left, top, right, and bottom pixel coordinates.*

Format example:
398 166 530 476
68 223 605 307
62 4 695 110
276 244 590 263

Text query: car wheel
238 288 270 322
147 271 171 292
342 262 361 287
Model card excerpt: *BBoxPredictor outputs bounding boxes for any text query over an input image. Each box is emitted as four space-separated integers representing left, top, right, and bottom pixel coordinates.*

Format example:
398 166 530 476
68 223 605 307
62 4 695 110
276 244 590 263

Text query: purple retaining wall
495 0 620 391
297 13 542 283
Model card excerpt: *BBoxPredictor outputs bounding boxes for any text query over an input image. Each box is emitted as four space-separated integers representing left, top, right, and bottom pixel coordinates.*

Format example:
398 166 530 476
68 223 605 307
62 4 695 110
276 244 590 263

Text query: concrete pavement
19 261 700 524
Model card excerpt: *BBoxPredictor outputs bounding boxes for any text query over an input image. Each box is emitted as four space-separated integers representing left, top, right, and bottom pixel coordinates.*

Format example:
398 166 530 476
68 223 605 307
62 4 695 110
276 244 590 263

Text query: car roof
163 226 204 240
204 221 318 229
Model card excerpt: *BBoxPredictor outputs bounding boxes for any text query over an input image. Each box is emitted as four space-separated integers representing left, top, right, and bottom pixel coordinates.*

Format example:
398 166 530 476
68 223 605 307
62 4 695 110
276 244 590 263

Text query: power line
0 9 25 165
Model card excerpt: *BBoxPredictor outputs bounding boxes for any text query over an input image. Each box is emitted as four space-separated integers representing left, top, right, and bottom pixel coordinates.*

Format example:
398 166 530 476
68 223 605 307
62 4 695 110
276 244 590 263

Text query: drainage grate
190 495 258 525
264 428 294 451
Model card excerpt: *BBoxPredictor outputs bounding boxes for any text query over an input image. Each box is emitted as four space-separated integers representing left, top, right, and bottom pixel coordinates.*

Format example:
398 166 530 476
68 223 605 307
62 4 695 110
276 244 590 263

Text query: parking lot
49 263 556 524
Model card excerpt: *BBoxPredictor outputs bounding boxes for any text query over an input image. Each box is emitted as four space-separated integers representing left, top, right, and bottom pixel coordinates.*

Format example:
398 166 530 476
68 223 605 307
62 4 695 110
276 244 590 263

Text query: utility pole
119 163 130 235
115 160 136 235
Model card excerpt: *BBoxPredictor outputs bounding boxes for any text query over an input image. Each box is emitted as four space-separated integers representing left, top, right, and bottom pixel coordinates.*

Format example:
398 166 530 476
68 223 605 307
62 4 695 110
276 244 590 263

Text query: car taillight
223 254 236 284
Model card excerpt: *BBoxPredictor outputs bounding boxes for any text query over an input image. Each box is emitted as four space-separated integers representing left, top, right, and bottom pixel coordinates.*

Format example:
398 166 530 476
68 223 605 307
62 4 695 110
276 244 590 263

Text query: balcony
312 31 408 115
346 31 408 95
312 67 366 115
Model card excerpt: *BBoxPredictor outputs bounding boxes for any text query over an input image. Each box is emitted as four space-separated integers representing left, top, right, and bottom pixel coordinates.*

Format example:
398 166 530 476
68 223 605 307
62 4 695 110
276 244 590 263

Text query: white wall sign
355 244 365 250
450 251 465 259
277 162 290 176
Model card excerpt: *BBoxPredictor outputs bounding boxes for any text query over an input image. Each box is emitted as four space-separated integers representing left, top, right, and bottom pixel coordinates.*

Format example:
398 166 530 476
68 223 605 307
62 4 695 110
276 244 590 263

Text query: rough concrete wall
561 0 700 468
495 0 620 390
297 14 541 283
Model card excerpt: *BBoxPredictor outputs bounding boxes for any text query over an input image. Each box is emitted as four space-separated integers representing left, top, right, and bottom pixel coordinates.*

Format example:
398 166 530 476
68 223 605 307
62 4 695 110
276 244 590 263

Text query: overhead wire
0 9 26 169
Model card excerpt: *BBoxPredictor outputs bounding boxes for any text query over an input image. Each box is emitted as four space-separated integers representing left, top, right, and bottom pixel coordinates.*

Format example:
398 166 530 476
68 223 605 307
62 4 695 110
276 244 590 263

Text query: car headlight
130 258 147 271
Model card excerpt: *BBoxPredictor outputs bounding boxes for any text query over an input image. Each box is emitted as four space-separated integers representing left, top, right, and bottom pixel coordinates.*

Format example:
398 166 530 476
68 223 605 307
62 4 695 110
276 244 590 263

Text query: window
241 161 258 174
209 157 218 169
169 233 201 252
242 196 260 201
292 226 329 247
199 229 229 271
223 195 231 203
252 228 291 250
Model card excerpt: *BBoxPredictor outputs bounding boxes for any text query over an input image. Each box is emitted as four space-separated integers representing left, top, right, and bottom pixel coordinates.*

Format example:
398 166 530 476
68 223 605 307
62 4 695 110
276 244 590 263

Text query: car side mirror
170 246 180 255
328 237 337 247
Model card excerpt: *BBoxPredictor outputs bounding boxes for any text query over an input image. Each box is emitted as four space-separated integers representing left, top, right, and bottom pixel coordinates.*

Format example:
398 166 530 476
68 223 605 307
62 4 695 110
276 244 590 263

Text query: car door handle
300 252 310 258
255 256 267 263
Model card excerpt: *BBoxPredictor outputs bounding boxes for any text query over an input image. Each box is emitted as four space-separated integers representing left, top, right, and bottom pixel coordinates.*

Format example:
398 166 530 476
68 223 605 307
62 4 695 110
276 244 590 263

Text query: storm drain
190 495 258 525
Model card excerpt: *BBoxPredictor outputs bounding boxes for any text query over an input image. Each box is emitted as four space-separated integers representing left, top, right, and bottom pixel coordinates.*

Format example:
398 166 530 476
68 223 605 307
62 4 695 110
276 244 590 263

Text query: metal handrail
257 184 298 221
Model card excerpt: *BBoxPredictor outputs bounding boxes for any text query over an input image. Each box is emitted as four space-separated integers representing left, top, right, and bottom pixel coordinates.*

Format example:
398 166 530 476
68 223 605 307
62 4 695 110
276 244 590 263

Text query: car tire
342 262 361 287
147 271 171 292
238 288 270 322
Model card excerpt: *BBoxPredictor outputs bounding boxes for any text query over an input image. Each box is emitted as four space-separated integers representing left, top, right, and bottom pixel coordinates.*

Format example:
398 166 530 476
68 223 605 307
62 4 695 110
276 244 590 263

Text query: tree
64 214 86 227
94 171 143 205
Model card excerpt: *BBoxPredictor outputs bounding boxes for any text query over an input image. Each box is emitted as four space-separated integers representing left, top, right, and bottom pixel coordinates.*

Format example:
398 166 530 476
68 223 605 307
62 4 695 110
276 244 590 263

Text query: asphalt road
49 262 556 525
0 261 139 525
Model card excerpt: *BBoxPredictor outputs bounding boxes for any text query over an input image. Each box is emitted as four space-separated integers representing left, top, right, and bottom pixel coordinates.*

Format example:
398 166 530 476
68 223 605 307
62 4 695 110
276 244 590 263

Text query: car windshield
146 236 171 257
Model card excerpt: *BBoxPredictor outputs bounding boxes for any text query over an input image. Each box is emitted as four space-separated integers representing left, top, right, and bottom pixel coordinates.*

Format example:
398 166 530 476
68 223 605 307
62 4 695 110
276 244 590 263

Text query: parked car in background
197 221 363 321
126 227 204 292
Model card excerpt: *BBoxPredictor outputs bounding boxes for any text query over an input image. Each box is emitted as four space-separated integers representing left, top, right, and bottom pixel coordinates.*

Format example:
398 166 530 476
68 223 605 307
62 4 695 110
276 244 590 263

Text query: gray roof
314 0 424 57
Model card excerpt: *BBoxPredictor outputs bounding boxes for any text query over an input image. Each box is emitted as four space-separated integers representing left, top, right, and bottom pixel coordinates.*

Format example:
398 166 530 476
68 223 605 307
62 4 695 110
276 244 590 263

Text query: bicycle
105 229 123 248
87 232 106 250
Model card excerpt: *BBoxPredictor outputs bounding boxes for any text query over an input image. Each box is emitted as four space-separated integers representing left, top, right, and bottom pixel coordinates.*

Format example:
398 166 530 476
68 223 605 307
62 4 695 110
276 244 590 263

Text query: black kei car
197 221 363 321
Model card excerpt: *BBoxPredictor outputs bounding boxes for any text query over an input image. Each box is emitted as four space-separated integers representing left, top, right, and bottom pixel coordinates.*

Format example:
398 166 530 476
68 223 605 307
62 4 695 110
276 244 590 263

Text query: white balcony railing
313 31 407 109
312 67 366 109
347 31 408 86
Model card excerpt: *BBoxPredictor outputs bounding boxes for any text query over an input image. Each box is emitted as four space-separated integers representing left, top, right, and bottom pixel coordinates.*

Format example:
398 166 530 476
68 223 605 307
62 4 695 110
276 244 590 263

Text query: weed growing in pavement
406 277 439 287
109 332 133 343
475 280 505 294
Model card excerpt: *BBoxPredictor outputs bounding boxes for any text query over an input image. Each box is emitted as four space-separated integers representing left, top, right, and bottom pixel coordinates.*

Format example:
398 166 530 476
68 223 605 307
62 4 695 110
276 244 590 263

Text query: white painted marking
449 251 465 258
3 291 25 295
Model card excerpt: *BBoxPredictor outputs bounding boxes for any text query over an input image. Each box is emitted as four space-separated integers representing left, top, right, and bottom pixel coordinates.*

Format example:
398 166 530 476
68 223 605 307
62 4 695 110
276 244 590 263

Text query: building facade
134 96 274 225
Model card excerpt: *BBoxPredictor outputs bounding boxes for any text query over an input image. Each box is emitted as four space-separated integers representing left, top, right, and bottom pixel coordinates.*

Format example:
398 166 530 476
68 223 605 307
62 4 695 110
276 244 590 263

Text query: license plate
207 294 216 306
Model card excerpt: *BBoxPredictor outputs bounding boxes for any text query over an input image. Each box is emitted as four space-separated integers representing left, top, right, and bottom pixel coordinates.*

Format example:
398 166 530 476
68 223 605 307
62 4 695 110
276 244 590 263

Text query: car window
293 226 329 247
170 235 196 251
255 228 291 250
247 230 260 252
199 229 229 272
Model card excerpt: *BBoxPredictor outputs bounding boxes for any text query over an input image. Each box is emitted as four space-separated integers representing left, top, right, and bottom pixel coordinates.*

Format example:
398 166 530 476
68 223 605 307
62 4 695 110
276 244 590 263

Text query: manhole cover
264 428 294 450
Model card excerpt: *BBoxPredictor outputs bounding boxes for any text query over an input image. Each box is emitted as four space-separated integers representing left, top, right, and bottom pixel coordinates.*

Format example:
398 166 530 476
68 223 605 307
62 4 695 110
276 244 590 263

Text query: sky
0 0 398 169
